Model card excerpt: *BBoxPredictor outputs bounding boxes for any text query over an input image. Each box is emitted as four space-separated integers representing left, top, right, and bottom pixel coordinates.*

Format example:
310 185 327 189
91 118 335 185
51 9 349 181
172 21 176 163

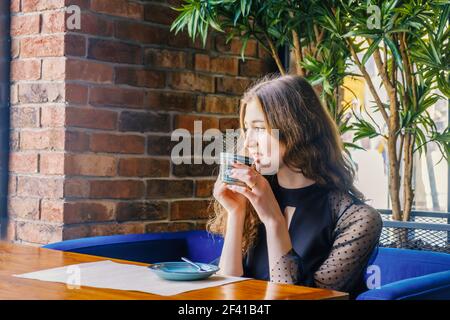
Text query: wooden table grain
0 241 348 300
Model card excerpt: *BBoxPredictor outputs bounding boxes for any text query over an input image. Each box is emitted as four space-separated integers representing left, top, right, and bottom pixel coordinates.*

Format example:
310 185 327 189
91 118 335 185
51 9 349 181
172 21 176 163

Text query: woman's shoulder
327 189 383 230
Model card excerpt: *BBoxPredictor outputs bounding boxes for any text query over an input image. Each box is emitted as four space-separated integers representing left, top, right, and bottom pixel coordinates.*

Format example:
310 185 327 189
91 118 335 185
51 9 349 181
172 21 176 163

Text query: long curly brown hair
207 74 364 256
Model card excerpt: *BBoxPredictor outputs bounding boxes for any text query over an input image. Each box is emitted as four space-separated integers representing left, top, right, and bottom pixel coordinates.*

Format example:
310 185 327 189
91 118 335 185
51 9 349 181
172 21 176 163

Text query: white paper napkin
13 260 250 296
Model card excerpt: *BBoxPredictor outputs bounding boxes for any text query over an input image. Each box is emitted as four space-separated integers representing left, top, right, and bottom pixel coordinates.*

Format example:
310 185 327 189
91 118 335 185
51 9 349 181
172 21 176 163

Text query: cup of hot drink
219 152 254 187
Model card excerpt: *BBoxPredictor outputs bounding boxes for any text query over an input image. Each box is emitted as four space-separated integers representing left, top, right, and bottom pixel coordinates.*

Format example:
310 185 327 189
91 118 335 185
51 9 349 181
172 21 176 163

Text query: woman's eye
255 127 266 132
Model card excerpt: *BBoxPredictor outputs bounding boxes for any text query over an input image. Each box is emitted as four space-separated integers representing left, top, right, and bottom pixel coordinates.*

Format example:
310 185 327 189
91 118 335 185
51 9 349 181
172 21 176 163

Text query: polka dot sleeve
269 248 302 284
313 191 383 292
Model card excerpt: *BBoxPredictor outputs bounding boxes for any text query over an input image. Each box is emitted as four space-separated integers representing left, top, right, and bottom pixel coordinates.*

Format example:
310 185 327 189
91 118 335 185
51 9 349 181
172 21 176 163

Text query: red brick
170 200 213 220
21 35 64 58
42 10 66 33
168 31 212 50
11 39 19 59
174 114 219 133
42 58 65 80
8 175 17 196
20 129 65 150
65 34 86 57
11 15 40 36
66 59 114 83
10 131 19 152
16 221 62 244
172 162 218 178
65 83 88 104
119 111 170 133
17 176 64 198
146 135 178 156
88 38 142 64
77 11 114 37
65 0 90 9
11 0 20 13
146 179 193 199
10 106 39 128
65 130 90 152
146 91 197 112
118 158 170 177
115 67 165 88
115 20 168 45
18 83 65 103
170 72 214 93
41 105 65 127
195 179 215 197
90 87 145 108
11 59 41 81
63 222 145 240
195 54 239 75
64 178 90 197
144 49 188 69
239 59 269 77
9 152 38 173
144 3 178 25
64 201 115 224
215 35 258 57
89 180 145 199
40 152 65 174
91 0 143 19
116 201 168 222
90 133 145 154
198 95 240 114
65 154 117 176
66 108 117 130
22 0 65 12
219 117 240 131
41 199 64 222
8 197 40 220
216 77 252 95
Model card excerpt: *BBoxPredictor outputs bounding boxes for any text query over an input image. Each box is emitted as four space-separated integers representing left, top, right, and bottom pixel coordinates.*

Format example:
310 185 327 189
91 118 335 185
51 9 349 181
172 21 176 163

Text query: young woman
208 74 383 299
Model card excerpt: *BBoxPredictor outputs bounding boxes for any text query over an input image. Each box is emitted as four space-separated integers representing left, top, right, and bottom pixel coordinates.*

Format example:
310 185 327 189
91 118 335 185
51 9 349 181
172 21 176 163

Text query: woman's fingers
229 167 259 189
226 184 255 200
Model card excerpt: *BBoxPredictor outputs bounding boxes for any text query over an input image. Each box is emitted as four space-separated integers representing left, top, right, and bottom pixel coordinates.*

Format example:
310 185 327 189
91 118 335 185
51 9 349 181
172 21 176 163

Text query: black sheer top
242 174 383 299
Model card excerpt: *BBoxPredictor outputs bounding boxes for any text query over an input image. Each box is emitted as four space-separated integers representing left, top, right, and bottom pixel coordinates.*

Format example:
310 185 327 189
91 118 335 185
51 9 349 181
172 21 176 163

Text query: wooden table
0 241 348 300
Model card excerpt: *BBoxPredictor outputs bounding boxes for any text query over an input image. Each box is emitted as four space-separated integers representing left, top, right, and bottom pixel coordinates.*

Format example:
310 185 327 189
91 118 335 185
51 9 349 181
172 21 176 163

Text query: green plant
321 0 449 221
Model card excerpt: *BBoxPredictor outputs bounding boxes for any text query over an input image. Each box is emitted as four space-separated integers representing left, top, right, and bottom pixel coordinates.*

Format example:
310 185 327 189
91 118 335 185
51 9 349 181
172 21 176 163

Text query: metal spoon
181 257 209 272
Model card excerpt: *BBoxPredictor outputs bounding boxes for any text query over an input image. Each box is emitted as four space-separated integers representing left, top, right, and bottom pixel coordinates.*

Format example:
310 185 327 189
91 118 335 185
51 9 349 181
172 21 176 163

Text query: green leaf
362 38 382 65
384 36 403 71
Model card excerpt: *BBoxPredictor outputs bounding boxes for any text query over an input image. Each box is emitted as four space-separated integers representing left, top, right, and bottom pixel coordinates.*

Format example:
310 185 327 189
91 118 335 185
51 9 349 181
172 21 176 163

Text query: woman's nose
243 128 258 150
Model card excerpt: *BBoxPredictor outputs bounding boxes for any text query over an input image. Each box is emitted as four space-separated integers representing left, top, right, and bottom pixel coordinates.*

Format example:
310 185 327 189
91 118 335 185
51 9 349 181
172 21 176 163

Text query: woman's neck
276 164 316 189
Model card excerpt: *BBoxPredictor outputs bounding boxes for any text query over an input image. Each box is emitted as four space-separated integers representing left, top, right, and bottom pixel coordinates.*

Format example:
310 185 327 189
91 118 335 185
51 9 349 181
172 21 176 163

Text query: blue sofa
43 230 450 300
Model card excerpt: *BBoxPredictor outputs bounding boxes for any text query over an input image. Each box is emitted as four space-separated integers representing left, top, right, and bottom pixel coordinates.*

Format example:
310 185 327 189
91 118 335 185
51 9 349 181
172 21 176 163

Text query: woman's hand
227 160 283 226
212 176 247 217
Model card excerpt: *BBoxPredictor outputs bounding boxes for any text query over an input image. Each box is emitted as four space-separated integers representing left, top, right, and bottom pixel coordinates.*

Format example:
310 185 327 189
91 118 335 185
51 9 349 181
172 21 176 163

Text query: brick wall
6 0 274 245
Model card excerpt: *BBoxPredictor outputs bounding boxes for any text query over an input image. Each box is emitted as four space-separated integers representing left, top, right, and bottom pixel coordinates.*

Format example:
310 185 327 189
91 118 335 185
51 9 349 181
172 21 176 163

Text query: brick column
6 0 274 245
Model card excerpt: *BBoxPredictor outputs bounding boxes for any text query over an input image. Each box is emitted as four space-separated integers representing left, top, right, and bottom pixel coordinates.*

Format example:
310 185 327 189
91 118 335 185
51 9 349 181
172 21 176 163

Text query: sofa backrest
368 247 450 286
43 230 224 264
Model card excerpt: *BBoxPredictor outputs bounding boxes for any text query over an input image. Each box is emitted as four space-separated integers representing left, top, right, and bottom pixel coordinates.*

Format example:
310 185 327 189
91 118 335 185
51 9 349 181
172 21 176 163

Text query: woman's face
243 97 284 175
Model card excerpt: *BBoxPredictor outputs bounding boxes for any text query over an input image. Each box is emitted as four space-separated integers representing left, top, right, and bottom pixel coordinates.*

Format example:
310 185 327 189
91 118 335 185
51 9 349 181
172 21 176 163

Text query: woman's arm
217 210 246 277
313 194 383 292
265 218 300 284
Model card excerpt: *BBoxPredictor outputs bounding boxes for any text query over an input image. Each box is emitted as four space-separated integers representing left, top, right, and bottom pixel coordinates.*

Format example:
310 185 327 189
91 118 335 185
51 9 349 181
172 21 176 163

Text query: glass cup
219 152 254 187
